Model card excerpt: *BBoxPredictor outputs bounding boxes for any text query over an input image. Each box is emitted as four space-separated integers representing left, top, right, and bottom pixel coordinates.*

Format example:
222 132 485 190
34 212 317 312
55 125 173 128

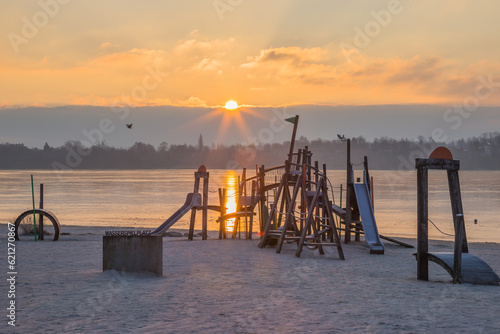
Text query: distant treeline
1 132 499 170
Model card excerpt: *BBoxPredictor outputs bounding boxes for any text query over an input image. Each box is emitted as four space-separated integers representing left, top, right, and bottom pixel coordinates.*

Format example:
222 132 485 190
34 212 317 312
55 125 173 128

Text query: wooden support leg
447 170 468 253
453 214 464 284
188 173 201 240
277 176 303 254
202 174 209 240
218 188 224 240
417 167 429 281
258 176 285 248
249 214 253 240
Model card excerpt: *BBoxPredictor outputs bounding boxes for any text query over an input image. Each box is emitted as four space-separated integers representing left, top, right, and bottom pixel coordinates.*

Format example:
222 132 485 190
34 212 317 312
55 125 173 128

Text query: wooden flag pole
286 115 299 162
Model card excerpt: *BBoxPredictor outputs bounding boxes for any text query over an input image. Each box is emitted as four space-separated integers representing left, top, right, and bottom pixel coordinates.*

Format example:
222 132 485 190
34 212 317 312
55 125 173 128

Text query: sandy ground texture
1 224 499 334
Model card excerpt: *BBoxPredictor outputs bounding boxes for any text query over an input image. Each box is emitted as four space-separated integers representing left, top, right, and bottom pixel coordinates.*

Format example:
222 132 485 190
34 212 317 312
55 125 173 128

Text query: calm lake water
1 169 499 243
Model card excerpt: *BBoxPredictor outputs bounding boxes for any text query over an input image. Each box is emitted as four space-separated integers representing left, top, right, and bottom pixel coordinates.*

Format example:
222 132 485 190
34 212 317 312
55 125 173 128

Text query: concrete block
103 236 163 276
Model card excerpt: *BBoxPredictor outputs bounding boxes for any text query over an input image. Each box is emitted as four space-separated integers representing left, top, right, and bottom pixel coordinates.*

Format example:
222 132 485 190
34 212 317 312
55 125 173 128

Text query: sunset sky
2 0 500 108
1 1 500 148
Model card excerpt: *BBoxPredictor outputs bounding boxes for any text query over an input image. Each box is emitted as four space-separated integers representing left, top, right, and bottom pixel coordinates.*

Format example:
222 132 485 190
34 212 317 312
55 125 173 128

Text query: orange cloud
1 35 500 108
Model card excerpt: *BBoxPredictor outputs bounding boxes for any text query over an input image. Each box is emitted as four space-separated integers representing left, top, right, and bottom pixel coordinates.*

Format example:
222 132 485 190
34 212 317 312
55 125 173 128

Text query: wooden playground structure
122 115 499 284
152 115 414 262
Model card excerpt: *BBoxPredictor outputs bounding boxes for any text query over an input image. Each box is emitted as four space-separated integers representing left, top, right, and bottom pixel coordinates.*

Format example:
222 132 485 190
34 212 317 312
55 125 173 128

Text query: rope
428 218 455 237
352 161 364 166
313 213 327 220
274 208 288 216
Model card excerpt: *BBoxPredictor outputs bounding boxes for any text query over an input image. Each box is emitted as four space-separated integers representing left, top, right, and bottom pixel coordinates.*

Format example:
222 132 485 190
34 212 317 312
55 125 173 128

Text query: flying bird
337 134 345 140
126 124 133 129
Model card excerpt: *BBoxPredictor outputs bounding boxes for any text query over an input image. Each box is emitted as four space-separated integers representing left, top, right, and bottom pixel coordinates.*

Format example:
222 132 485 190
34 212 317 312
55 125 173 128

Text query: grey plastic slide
150 193 202 236
353 182 385 254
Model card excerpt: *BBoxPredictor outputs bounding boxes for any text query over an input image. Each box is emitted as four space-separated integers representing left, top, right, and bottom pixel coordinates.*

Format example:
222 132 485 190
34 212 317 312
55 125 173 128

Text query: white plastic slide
352 183 385 254
150 193 202 236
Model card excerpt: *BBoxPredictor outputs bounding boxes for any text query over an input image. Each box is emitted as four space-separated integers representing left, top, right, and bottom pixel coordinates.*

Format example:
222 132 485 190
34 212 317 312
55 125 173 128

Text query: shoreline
3 223 499 245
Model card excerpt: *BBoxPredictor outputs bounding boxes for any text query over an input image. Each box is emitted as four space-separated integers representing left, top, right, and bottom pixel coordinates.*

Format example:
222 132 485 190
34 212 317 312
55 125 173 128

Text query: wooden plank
303 242 341 247
207 205 222 212
331 203 346 217
415 158 460 170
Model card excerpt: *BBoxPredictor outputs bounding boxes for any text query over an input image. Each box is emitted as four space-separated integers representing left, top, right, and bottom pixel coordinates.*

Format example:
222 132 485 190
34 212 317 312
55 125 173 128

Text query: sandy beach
2 224 499 333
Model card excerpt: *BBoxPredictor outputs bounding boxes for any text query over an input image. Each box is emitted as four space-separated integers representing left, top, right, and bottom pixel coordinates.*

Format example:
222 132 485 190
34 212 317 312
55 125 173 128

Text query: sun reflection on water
225 171 238 233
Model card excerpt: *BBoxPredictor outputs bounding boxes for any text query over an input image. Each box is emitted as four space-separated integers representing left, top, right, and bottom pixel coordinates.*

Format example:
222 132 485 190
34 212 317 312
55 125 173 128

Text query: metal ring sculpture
14 209 61 241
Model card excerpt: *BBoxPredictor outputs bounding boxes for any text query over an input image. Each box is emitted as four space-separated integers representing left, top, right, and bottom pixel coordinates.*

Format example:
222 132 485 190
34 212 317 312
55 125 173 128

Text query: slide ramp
150 193 202 236
426 252 500 286
353 183 384 254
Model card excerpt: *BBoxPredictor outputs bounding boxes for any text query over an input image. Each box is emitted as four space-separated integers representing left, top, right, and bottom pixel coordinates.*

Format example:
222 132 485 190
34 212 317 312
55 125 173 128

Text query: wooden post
314 161 319 184
39 183 44 240
453 214 464 284
370 176 374 211
447 170 468 253
237 175 241 239
417 166 429 281
202 172 209 240
259 165 266 236
302 164 307 234
188 172 201 240
305 146 312 191
287 115 299 162
250 180 256 239
345 139 352 243
242 168 248 239
364 156 371 193
222 188 227 239
218 188 224 239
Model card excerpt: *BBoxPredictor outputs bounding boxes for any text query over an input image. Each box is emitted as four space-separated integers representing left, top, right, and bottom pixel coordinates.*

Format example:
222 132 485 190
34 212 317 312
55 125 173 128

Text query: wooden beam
415 158 460 170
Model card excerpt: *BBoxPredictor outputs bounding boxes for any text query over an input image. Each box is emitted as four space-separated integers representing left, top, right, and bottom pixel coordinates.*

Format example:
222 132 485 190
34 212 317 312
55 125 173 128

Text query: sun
225 100 239 110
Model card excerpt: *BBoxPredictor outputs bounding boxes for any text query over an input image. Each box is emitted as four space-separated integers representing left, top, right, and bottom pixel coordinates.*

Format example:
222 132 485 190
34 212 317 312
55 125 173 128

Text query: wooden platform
418 252 500 286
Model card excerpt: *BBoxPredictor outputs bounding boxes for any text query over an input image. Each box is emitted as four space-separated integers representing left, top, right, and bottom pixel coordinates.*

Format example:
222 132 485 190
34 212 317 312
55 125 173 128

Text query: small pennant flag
285 116 297 124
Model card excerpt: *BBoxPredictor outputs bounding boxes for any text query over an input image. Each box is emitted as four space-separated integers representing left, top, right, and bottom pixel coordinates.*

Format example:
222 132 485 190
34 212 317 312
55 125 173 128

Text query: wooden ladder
296 176 345 260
